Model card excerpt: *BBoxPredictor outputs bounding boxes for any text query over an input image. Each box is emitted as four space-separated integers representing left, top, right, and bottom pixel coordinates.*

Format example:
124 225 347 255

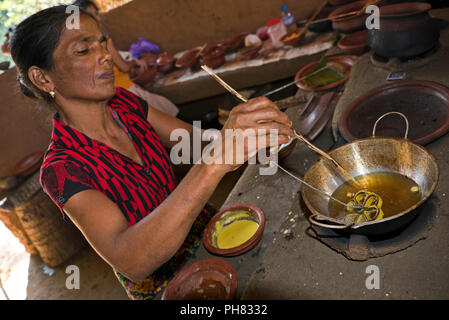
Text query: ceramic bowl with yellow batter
203 204 265 256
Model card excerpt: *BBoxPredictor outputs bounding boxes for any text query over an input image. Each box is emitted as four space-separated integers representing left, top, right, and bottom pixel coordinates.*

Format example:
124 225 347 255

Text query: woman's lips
98 70 114 79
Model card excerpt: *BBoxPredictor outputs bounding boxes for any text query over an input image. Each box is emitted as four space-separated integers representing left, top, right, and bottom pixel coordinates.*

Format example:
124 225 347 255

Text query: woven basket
2 172 86 267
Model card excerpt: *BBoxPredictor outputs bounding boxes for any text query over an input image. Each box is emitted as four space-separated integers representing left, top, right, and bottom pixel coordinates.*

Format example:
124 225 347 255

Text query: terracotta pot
367 2 440 59
338 29 369 55
203 203 265 257
13 151 45 178
161 258 238 300
156 52 175 73
0 61 10 71
200 44 226 69
218 32 249 52
175 46 203 69
295 56 356 92
278 138 297 162
329 0 368 33
129 64 158 88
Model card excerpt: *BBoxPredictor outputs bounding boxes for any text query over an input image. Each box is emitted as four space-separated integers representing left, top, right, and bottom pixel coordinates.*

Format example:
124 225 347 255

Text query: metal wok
301 112 439 237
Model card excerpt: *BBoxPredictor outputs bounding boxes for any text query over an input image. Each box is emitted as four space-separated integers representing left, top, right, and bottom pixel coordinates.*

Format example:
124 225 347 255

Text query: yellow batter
216 219 259 249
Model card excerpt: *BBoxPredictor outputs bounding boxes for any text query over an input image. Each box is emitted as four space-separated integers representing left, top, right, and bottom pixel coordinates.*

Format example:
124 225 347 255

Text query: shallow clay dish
340 81 449 145
13 151 45 178
295 56 355 91
203 204 265 257
161 258 237 300
338 29 369 55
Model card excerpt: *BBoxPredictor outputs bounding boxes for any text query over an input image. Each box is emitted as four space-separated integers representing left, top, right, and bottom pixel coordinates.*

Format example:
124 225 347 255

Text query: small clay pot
0 61 10 71
329 0 368 34
278 138 297 162
13 151 45 178
218 32 249 52
129 64 158 88
338 29 369 55
201 44 226 69
203 203 265 257
161 258 238 300
156 52 175 73
175 46 203 69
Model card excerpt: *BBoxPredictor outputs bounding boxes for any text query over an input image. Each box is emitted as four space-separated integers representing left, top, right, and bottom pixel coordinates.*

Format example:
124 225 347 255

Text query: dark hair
10 5 93 103
72 0 99 12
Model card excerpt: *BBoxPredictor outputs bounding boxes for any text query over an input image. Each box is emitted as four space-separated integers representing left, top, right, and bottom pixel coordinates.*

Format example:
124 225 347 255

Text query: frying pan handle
308 214 353 229
372 111 409 139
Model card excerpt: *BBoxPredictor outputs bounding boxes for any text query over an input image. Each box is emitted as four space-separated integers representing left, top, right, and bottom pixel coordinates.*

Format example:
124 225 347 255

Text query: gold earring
49 90 55 99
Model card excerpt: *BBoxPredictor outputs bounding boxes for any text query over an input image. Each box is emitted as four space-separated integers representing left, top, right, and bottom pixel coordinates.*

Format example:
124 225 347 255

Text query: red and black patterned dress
40 87 214 299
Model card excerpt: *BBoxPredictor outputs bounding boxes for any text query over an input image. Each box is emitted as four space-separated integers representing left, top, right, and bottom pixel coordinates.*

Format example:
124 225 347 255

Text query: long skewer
201 65 360 186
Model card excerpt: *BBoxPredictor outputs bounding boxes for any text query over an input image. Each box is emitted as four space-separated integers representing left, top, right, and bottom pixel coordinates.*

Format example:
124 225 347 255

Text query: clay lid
161 258 238 300
340 81 449 145
379 2 432 18
203 203 265 257
13 151 45 178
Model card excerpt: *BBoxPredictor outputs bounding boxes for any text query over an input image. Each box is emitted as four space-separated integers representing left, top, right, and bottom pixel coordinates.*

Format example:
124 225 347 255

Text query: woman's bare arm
63 162 224 282
62 97 294 282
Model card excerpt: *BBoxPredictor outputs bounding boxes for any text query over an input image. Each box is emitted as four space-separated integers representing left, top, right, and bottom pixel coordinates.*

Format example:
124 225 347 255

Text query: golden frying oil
216 220 259 249
329 172 421 220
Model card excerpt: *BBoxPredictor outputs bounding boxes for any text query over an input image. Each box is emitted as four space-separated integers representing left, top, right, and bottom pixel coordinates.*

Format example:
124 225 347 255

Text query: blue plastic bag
129 37 161 58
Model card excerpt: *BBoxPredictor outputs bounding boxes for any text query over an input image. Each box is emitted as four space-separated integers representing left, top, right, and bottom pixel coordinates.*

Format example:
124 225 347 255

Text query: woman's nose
100 45 112 65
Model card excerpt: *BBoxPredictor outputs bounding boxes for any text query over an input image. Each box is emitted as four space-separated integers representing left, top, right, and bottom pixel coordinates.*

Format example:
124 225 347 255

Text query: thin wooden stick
201 65 248 102
201 64 360 186
311 0 379 25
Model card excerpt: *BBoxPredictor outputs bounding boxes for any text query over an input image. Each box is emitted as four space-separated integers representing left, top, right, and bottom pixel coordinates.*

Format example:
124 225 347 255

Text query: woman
10 5 294 299
72 0 179 117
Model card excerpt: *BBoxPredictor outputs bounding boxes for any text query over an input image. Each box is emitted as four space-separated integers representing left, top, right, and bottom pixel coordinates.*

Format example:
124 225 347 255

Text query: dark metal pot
302 113 439 237
367 2 440 59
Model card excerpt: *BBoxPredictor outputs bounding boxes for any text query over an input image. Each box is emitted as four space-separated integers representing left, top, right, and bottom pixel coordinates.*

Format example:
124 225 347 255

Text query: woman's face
47 14 115 103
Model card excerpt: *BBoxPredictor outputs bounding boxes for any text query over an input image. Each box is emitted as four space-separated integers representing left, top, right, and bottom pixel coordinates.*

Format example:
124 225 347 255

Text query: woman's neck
57 98 119 140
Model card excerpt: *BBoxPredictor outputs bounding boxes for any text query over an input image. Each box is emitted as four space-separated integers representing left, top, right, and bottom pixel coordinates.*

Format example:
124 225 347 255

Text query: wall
0 68 53 178
102 0 322 54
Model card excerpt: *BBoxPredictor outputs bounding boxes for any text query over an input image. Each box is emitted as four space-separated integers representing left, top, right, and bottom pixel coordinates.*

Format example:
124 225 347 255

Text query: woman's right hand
205 97 295 174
